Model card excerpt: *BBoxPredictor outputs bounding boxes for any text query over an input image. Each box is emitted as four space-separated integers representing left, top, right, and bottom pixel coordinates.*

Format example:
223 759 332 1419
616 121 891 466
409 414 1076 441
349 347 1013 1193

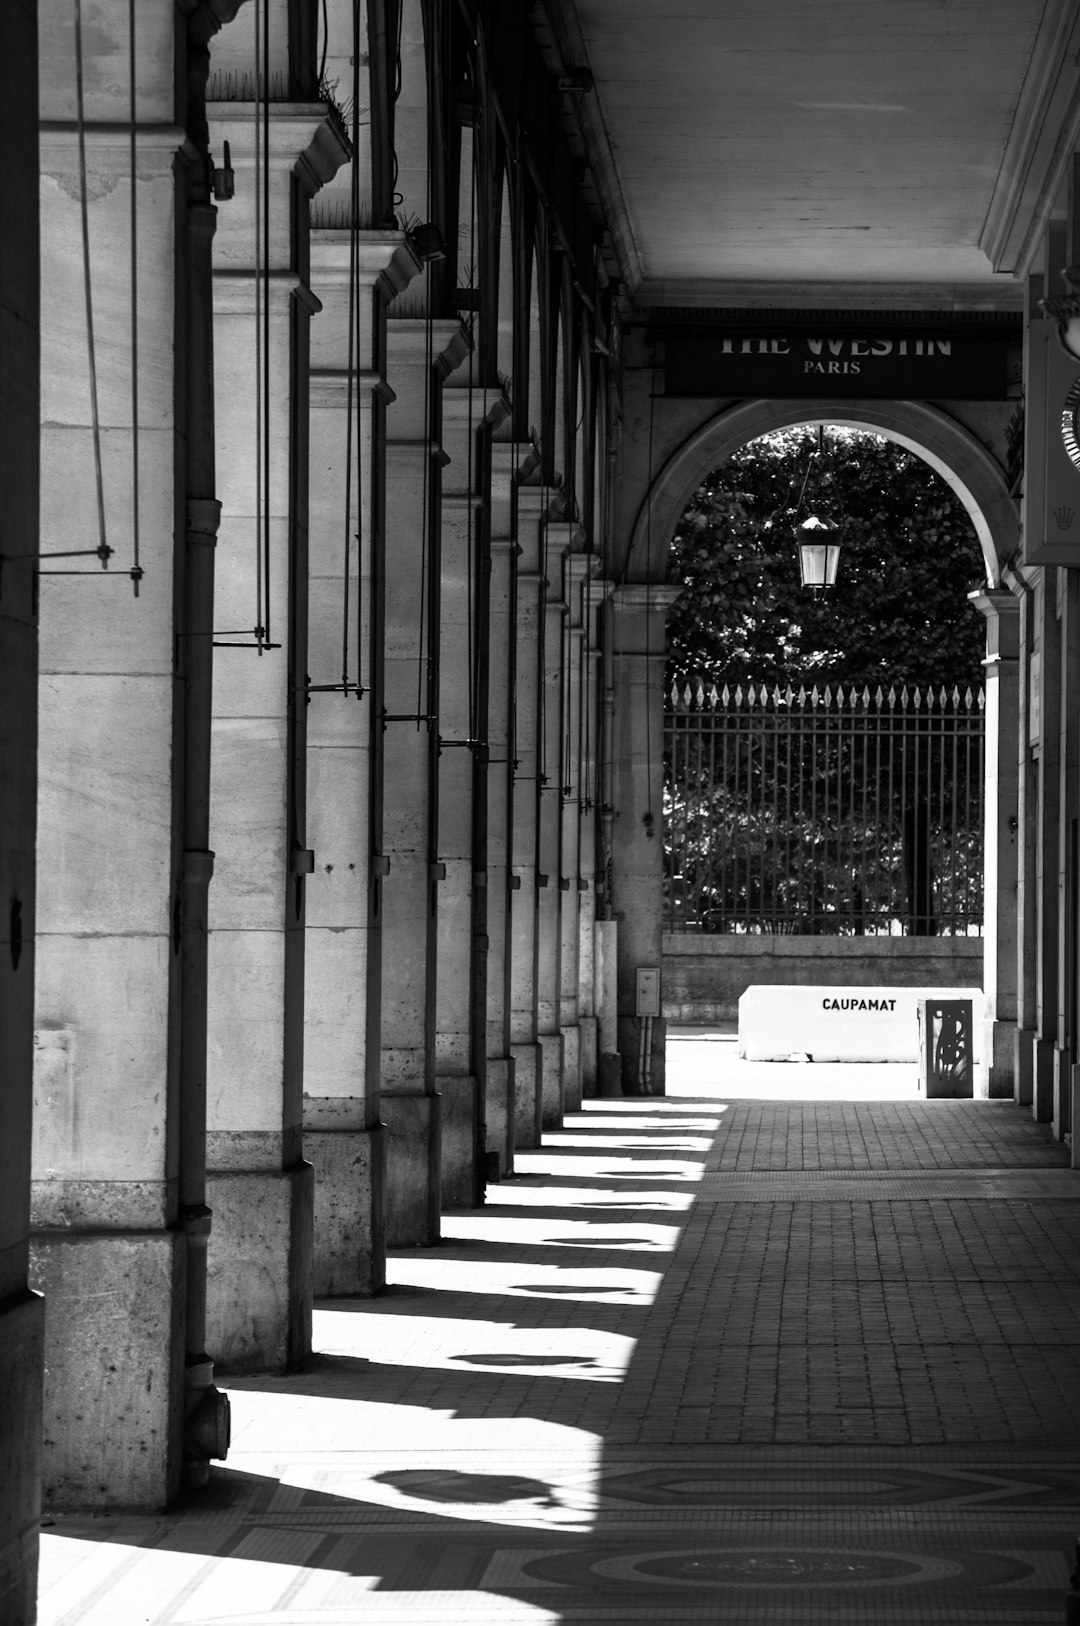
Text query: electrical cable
74 0 111 571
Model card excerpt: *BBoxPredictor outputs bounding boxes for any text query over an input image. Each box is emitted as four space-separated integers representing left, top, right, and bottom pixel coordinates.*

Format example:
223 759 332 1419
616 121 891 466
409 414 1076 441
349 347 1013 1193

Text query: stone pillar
537 521 577 1128
579 576 613 1097
435 385 510 1208
304 231 419 1295
1032 571 1061 1121
508 487 551 1147
560 553 600 1111
609 585 681 1094
1 0 43 1607
32 9 187 1506
969 589 1021 1098
482 442 536 1176
203 100 348 1368
1009 567 1039 1106
381 317 470 1245
1056 572 1080 1136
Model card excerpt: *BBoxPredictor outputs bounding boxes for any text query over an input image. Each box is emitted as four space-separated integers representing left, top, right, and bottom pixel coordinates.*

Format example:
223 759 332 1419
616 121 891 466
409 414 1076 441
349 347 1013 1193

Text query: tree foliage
665 428 988 691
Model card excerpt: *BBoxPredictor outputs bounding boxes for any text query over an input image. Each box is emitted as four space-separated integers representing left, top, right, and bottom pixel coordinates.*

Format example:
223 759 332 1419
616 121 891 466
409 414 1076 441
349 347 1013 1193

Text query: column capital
208 102 350 194
969 586 1020 661
311 231 423 302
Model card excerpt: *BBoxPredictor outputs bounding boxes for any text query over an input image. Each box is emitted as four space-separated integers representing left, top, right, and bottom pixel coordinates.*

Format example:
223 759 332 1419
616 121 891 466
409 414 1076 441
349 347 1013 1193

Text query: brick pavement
37 1044 1080 1623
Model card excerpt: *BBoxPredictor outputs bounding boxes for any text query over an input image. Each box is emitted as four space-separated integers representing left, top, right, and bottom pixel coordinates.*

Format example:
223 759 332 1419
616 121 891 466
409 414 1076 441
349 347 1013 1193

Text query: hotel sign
664 328 1014 400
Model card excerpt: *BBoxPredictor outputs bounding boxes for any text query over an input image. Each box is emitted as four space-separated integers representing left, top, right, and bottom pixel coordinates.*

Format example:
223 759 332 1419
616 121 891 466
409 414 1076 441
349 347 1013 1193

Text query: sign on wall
664 328 1015 400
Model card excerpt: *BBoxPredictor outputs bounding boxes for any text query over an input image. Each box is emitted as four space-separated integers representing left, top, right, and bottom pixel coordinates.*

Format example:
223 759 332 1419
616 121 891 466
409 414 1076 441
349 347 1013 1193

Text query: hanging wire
260 0 272 649
466 110 478 744
253 0 265 644
127 0 143 592
74 0 112 573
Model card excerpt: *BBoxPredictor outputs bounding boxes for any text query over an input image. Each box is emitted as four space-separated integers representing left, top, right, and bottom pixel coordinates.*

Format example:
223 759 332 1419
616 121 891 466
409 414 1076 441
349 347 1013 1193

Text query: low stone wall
662 934 985 1026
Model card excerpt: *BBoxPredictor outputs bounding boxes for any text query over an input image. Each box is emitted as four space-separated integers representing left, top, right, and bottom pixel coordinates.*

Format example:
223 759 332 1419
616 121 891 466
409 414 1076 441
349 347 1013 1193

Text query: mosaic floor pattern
38 1045 1080 1624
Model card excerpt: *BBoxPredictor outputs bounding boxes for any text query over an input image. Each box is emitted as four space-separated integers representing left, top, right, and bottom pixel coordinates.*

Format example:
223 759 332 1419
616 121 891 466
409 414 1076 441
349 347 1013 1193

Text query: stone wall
663 935 985 1027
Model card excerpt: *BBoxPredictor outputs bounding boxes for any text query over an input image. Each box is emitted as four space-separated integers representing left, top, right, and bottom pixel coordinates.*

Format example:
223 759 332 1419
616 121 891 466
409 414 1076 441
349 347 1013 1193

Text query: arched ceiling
535 0 1080 311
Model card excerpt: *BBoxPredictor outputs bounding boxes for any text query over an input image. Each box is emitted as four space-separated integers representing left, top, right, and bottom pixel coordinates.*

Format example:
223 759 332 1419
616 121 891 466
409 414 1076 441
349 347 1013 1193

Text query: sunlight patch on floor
668 1034 926 1101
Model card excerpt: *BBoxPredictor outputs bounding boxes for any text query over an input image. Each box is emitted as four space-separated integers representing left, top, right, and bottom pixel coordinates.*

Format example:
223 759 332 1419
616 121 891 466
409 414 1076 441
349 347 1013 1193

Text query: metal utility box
917 999 974 1097
636 966 660 1018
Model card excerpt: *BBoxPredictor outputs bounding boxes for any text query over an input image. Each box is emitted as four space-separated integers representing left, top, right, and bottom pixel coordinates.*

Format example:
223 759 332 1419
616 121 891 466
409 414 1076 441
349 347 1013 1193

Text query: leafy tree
666 428 988 691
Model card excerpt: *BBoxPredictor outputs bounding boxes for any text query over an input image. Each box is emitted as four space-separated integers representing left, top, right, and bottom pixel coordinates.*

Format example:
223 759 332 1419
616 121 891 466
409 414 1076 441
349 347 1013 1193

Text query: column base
303 1110 385 1297
381 1091 441 1247
539 1032 565 1130
985 1017 1016 1099
0 1291 43 1619
561 1024 582 1112
1014 1027 1035 1106
207 1162 314 1372
438 1074 480 1210
1034 1037 1055 1122
485 1055 515 1180
510 1042 542 1149
580 1016 598 1098
618 1015 667 1095
30 1229 184 1509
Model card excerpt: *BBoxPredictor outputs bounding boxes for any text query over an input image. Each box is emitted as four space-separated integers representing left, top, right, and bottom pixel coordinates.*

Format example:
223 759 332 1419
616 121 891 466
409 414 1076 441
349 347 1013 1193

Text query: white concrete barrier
738 984 986 1063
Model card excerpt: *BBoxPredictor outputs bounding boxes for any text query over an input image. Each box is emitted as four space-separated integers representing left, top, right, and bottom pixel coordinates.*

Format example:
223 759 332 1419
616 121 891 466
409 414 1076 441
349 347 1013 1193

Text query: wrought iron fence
664 679 985 936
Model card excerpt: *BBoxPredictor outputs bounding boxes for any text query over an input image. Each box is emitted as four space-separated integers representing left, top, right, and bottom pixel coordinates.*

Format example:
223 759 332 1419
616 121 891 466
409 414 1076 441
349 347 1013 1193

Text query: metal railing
664 679 985 935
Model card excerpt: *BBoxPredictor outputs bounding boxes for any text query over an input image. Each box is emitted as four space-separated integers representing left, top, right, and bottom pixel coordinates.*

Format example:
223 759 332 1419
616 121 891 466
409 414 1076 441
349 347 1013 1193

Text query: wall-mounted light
408 222 445 264
797 515 840 591
1041 265 1080 359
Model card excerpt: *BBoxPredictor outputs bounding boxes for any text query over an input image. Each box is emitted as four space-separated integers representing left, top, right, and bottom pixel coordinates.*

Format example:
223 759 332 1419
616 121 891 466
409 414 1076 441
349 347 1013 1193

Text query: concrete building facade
6 1 1080 1618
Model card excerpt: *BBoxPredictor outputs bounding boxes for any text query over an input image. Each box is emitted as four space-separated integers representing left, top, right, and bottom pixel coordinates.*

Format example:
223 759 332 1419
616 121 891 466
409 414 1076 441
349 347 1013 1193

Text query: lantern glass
798 541 840 590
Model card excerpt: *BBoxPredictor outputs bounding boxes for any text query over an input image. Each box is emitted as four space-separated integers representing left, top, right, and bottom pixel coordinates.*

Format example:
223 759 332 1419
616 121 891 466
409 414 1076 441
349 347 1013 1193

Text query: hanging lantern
797 514 840 591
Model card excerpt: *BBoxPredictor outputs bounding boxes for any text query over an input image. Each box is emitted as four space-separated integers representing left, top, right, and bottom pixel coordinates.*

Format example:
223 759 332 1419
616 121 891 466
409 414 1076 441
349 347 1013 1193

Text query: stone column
436 385 510 1208
1032 571 1061 1121
537 522 577 1128
580 576 614 1097
203 100 348 1369
508 486 551 1148
1 0 43 1605
609 585 681 1094
32 9 188 1504
304 231 420 1294
560 553 600 1111
483 443 538 1176
1056 572 1080 1137
381 316 470 1245
969 589 1021 1098
1008 566 1039 1106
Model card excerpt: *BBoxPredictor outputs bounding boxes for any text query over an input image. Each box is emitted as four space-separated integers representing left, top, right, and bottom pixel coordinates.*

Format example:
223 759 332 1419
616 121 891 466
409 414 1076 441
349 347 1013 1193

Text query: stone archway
609 396 1020 1097
625 397 1018 585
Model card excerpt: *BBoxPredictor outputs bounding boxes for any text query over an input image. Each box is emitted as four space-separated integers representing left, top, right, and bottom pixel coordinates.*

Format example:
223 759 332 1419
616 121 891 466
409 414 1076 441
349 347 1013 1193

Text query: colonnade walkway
39 1041 1080 1624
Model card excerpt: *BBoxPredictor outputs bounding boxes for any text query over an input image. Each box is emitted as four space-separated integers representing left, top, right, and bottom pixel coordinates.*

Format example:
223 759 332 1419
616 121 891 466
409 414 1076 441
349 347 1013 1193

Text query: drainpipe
177 0 234 1489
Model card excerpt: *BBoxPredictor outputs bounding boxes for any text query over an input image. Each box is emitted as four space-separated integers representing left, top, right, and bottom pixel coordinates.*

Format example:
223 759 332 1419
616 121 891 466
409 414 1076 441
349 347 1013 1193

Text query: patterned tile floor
38 1042 1080 1623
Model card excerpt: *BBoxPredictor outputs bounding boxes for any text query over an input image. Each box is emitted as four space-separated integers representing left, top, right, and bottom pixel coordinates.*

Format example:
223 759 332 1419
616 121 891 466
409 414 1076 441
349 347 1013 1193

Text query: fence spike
849 685 859 708
888 685 897 709
952 685 961 707
721 683 730 706
810 685 819 707
940 686 948 708
823 684 833 708
772 684 783 706
682 682 692 709
709 683 719 708
694 678 704 707
964 685 973 710
862 685 871 708
760 683 769 707
786 684 795 706
734 683 744 707
899 685 909 710
978 687 986 711
913 687 923 710
875 684 885 708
